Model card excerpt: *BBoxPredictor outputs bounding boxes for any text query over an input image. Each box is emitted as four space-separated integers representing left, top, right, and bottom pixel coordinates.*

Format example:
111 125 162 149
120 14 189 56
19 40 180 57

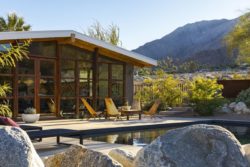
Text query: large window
60 45 93 114
97 56 124 110
17 41 56 115
17 59 35 113
29 42 56 57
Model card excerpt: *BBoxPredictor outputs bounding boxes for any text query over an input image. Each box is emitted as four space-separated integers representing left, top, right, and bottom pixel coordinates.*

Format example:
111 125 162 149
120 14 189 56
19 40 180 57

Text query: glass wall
0 41 127 118
61 45 93 114
18 59 35 113
17 42 56 114
97 56 124 110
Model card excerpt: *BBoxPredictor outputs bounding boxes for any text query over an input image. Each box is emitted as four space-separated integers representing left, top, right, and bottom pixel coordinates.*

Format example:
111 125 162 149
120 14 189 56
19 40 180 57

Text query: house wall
125 63 134 104
0 41 140 118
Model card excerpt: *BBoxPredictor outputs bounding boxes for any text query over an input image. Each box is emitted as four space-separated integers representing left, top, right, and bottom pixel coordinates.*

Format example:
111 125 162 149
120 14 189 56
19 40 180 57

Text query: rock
109 149 135 167
219 106 232 113
243 108 250 114
229 102 236 110
234 102 248 114
0 126 44 167
243 144 250 165
43 144 121 167
133 124 249 167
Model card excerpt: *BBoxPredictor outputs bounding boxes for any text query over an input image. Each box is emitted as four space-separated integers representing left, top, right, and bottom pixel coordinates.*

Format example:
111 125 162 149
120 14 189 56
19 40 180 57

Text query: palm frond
0 40 30 67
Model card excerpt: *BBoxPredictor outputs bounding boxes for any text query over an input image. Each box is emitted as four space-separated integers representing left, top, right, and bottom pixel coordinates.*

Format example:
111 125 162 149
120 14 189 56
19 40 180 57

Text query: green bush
135 70 187 110
236 87 250 107
0 100 12 117
194 98 228 116
188 76 224 116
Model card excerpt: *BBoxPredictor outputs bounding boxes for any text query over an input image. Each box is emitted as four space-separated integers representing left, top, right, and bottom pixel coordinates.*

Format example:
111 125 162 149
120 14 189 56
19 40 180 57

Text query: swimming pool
88 123 250 146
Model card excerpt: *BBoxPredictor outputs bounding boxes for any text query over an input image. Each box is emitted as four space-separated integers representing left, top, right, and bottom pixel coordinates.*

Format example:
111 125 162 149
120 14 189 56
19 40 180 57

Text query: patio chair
143 99 161 118
104 98 121 120
81 98 103 120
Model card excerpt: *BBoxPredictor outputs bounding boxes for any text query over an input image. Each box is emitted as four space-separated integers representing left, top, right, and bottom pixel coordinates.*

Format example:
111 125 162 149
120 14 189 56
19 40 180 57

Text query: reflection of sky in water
89 126 250 146
0 44 11 51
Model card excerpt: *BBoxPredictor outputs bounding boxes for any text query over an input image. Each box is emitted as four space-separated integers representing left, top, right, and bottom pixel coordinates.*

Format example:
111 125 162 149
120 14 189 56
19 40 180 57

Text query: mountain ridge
133 18 238 67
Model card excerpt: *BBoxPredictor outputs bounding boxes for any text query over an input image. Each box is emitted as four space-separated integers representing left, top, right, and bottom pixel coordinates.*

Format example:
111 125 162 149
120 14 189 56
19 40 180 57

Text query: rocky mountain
133 18 238 67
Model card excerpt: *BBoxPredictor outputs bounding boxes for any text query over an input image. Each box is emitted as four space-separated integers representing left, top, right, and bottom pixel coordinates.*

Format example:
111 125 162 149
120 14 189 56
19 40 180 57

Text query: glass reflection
111 81 123 98
98 64 108 80
61 79 75 96
18 77 34 96
60 99 76 113
18 98 34 113
18 60 34 75
29 42 56 57
40 61 54 76
40 98 55 114
61 45 92 60
0 66 12 74
39 78 54 96
96 99 105 110
112 65 123 80
61 60 75 78
79 79 92 97
98 81 108 98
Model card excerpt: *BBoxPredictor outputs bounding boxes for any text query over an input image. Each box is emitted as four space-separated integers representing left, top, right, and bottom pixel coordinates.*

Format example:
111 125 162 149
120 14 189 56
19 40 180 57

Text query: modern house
0 30 156 119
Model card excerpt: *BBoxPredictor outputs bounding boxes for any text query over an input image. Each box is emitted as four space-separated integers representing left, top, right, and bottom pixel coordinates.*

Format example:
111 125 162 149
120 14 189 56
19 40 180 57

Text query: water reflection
89 129 169 146
89 126 250 146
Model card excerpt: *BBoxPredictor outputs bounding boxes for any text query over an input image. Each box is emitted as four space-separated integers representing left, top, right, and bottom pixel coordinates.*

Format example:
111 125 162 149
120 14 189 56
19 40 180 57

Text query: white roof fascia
0 30 157 66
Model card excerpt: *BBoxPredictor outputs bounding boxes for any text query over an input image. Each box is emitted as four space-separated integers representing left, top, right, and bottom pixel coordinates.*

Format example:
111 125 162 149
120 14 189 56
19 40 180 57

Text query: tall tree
0 41 30 117
86 21 122 46
0 12 31 31
225 12 250 64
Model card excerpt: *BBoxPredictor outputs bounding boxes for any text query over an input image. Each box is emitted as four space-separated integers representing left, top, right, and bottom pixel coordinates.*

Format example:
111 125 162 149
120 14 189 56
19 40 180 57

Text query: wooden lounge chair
143 100 161 118
104 98 121 120
81 98 103 120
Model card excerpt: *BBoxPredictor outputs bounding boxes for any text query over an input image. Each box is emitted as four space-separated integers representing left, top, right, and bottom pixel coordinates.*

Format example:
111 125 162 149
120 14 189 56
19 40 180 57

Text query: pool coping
66 119 250 138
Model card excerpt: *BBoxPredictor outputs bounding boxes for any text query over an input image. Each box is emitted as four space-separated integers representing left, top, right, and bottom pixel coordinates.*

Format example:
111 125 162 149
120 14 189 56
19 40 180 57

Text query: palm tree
0 41 30 117
0 12 31 31
86 21 122 46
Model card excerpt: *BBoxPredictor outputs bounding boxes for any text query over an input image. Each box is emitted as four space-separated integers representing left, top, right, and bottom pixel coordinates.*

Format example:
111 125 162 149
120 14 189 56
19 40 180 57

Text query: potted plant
122 100 131 110
22 107 40 123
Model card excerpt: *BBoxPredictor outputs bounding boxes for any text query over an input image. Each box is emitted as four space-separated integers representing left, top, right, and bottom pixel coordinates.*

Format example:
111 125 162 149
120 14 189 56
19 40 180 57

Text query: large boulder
229 102 237 110
243 144 250 165
133 124 249 167
0 126 44 167
43 144 121 167
234 102 248 114
109 149 135 167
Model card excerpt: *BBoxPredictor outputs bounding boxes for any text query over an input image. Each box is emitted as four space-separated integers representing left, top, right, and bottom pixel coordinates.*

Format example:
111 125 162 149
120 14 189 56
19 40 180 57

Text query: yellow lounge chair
81 98 103 120
104 98 121 119
143 100 161 118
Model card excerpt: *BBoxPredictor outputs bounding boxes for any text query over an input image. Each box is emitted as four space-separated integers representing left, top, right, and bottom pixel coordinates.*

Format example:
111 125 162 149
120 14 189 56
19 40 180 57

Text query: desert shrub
188 76 224 116
135 70 187 110
194 98 228 116
236 87 250 106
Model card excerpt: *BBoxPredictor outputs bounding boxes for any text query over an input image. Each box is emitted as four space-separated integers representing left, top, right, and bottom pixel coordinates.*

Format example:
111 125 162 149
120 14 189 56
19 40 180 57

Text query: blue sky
1 0 250 50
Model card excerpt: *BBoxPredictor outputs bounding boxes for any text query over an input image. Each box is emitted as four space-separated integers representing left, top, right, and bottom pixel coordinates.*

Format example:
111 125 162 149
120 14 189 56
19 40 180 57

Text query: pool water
89 126 250 146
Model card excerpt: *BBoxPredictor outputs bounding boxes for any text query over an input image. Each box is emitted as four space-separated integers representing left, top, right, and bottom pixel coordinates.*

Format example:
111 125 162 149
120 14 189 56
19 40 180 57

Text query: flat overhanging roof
0 30 157 67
